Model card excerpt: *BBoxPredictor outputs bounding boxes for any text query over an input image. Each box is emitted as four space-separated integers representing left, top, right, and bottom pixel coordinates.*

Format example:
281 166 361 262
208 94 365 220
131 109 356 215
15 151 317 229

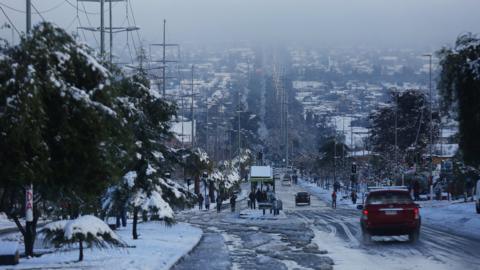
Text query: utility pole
395 91 398 177
26 0 31 34
191 65 195 148
78 0 138 61
334 131 337 188
181 65 200 148
285 73 289 168
100 0 104 56
237 90 242 157
423 53 434 201
109 0 112 63
150 20 179 97
206 100 209 155
25 0 34 258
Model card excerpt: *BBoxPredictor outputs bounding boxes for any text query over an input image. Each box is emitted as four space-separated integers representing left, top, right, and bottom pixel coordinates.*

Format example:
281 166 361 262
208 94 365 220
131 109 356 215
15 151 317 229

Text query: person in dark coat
198 193 204 210
255 189 262 204
351 190 357 205
332 191 337 208
413 180 420 201
216 195 222 213
249 191 256 209
230 194 237 212
205 196 210 210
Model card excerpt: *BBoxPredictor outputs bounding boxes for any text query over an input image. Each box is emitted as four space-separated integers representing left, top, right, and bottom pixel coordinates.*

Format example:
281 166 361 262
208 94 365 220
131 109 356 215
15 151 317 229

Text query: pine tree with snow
42 215 125 262
103 49 196 240
438 33 480 167
183 148 212 195
0 22 122 256
369 89 440 177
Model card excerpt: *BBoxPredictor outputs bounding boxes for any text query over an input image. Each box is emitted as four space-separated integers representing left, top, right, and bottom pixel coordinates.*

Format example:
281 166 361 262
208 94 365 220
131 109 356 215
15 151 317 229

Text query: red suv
359 189 421 243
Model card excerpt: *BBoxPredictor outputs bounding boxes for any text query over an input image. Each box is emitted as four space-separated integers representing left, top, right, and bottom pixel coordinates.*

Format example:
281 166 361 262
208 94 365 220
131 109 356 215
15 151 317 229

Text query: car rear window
366 192 413 205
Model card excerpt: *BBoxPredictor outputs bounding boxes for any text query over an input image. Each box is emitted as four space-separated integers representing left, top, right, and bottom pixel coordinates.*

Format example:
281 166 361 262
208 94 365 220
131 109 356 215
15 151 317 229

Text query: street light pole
423 54 434 201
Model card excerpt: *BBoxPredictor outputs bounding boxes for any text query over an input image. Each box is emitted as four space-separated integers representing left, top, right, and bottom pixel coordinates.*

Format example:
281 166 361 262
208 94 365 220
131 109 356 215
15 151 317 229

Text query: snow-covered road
298 180 480 270
175 175 480 270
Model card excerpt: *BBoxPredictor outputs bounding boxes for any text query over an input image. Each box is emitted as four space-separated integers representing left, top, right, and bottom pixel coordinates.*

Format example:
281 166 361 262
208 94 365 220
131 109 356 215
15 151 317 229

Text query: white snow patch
64 215 120 241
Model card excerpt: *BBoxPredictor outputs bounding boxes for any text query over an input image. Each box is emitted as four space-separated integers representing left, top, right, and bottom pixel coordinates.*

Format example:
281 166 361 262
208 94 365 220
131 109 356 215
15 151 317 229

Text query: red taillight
413 208 419 219
362 209 368 220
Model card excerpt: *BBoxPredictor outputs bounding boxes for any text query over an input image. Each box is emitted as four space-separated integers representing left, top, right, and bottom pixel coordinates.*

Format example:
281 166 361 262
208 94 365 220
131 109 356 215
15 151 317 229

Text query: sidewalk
419 199 480 239
0 222 202 270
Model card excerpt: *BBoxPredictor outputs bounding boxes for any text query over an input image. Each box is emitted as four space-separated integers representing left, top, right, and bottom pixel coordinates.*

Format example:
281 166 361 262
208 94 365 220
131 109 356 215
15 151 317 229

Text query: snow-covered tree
102 50 196 239
42 215 125 261
438 33 480 167
0 22 121 256
369 89 440 177
183 148 212 195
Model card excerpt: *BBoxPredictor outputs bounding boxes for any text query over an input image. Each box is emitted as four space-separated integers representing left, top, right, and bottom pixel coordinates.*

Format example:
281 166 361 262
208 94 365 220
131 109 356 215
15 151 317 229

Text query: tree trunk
78 240 83 261
194 175 200 195
25 221 34 257
0 187 7 213
132 207 138 240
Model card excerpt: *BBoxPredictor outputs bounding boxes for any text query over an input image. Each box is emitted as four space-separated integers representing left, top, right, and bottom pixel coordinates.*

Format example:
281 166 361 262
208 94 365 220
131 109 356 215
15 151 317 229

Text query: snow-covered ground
238 209 287 220
0 212 16 231
298 179 358 209
0 222 202 270
419 200 480 239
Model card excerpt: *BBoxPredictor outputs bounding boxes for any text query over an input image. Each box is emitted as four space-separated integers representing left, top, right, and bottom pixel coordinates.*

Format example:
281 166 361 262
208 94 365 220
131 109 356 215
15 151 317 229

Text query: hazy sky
1 0 479 49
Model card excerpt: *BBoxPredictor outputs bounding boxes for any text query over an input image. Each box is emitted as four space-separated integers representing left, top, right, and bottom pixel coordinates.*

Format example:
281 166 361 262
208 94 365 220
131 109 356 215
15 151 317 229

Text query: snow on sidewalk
238 209 287 220
0 222 202 270
0 212 17 232
419 200 480 239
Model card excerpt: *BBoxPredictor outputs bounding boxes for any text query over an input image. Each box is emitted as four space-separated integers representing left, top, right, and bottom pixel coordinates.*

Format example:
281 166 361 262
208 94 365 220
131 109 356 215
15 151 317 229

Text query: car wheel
476 204 480 214
408 229 420 243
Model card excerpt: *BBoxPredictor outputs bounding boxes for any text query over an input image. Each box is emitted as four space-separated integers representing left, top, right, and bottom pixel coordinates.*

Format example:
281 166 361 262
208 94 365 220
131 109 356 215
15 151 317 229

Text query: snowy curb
170 227 204 269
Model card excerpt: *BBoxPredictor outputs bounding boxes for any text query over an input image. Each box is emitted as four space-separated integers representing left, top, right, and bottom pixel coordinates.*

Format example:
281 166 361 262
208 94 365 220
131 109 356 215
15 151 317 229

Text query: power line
0 5 21 36
127 0 141 45
0 2 26 13
33 0 66 14
31 3 46 22
80 1 99 47
0 1 66 14
65 0 115 15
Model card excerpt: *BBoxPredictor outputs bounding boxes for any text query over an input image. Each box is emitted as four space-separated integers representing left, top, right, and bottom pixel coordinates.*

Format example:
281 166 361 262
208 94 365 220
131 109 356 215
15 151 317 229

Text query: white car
475 180 480 214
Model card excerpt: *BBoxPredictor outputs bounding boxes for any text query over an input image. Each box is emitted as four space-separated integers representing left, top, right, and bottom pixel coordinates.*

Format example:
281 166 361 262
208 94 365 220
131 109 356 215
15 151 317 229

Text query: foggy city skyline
0 0 479 49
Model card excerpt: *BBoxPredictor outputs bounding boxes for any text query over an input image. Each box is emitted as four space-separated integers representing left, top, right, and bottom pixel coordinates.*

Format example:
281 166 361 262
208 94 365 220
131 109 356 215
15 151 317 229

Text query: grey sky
1 0 479 49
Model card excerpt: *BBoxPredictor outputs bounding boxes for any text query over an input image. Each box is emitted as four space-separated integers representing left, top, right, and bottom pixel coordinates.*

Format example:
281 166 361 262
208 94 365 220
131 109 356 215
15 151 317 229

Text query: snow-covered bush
42 215 125 261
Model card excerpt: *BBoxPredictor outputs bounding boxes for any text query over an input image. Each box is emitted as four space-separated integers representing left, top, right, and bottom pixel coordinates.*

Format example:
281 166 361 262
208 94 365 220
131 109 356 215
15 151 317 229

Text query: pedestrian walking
230 194 237 212
216 196 222 213
249 190 256 209
205 196 210 210
256 189 262 204
332 191 337 208
351 190 357 205
413 180 420 201
198 193 204 210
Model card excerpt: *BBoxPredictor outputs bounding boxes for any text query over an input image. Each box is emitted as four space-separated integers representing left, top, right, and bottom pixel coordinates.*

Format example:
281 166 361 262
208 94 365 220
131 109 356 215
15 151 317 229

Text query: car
475 180 480 214
295 192 310 206
358 188 421 243
282 174 292 186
